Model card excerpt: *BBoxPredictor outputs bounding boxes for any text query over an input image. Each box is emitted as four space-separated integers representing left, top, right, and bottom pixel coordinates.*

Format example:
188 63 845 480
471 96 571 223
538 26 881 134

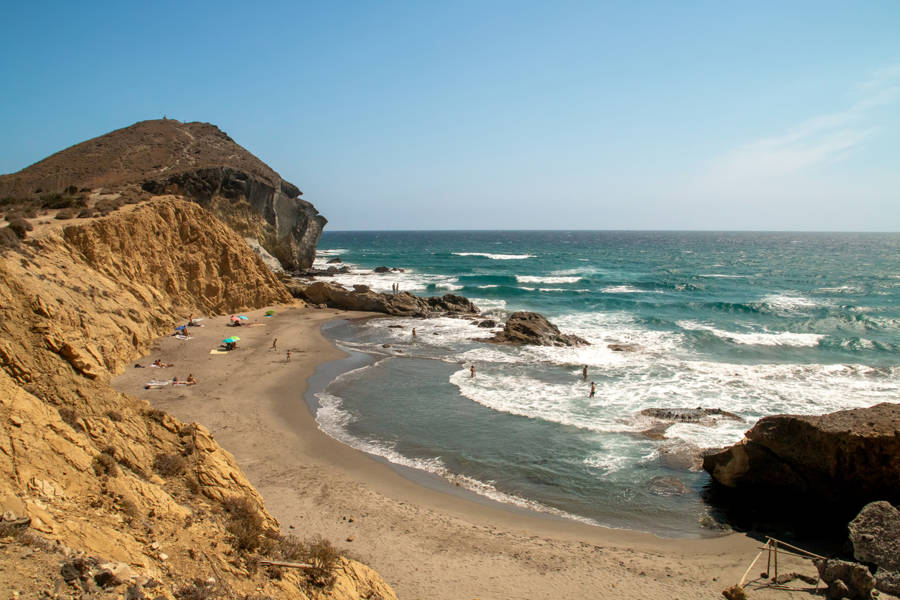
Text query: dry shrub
119 497 140 520
144 408 167 424
304 536 340 587
105 410 123 422
92 451 119 477
175 579 219 600
223 496 264 553
55 208 77 220
7 217 31 239
76 208 95 218
58 407 84 432
153 453 186 477
0 522 26 540
0 227 20 249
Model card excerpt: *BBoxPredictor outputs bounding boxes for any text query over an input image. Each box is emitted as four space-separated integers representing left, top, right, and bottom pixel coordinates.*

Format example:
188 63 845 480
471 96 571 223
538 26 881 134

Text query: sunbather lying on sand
151 359 173 368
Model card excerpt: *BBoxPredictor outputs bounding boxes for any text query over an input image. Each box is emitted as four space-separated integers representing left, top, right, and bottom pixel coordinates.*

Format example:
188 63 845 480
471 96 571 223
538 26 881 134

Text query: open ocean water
308 231 900 537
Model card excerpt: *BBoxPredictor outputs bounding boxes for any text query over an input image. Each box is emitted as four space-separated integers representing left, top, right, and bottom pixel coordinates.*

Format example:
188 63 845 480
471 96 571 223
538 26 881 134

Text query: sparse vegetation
55 207 77 220
57 407 84 432
303 535 340 587
119 497 140 520
223 496 265 552
144 408 167 424
7 217 31 240
153 452 187 477
0 227 21 249
41 191 85 210
105 409 123 422
92 450 119 477
175 578 220 600
76 207 95 218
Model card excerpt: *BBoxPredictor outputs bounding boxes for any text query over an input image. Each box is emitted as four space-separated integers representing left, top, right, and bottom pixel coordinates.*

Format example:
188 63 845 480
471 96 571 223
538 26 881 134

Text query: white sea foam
326 269 460 294
516 275 582 284
453 252 535 260
697 274 748 279
316 248 348 256
601 285 645 293
677 321 825 347
760 293 829 314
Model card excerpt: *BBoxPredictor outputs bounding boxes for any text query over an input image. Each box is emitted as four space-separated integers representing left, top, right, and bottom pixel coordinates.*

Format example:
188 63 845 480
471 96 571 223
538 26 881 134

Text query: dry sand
113 305 819 600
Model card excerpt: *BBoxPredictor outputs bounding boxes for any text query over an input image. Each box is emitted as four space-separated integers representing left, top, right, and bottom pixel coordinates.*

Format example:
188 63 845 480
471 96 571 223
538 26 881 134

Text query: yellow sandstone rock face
0 197 397 599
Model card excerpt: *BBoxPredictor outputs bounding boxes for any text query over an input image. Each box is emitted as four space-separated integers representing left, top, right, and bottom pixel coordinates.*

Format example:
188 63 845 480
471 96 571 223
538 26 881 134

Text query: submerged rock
641 407 743 424
483 312 588 347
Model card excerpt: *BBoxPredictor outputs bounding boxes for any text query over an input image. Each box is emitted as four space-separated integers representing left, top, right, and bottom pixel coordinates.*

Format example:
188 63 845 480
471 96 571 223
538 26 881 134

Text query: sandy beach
113 305 818 600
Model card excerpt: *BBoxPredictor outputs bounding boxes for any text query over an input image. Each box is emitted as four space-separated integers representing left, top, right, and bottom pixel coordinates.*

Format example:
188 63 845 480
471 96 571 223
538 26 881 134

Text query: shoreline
113 304 815 599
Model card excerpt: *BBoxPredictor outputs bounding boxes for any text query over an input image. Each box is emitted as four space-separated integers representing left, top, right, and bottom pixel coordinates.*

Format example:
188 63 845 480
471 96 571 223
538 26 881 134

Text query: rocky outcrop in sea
483 311 589 347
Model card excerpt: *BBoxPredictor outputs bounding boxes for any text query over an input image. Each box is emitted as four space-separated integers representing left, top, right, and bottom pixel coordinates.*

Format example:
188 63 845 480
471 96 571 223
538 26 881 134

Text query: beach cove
112 304 817 600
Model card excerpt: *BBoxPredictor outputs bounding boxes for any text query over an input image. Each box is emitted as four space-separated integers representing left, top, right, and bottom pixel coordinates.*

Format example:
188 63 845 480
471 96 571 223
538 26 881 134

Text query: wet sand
113 305 816 600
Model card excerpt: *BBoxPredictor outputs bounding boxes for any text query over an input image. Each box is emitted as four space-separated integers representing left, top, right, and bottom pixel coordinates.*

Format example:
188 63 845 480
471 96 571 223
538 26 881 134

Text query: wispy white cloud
709 65 900 180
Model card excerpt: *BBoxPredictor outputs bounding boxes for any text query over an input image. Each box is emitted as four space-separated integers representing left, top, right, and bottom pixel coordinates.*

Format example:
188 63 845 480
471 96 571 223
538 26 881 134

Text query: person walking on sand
286 350 291 362
272 338 278 350
412 327 416 338
582 365 588 380
470 364 476 378
589 381 596 398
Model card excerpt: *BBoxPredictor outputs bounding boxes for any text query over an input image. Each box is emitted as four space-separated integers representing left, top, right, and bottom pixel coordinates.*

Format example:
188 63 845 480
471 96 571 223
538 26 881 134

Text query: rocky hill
0 119 325 270
0 198 395 598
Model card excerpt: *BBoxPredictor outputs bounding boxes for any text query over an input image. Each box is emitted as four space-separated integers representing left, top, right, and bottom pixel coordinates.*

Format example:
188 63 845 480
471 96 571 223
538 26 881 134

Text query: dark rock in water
483 312 588 347
608 343 640 352
353 284 370 293
647 476 690 497
326 257 342 264
391 267 405 272
477 319 496 328
657 440 704 471
702 403 900 531
641 407 743 423
300 265 350 276
849 501 900 595
813 559 875 600
373 266 391 273
287 280 479 317
387 325 404 329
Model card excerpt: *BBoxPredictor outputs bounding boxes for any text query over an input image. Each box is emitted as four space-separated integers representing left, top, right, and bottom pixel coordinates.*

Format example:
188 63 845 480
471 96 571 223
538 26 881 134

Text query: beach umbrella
222 337 239 343
237 315 249 320
265 310 275 316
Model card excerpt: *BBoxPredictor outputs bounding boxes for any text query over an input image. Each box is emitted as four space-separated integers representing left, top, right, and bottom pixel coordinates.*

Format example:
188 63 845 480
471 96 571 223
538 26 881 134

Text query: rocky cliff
0 198 395 598
702 403 900 529
0 119 325 270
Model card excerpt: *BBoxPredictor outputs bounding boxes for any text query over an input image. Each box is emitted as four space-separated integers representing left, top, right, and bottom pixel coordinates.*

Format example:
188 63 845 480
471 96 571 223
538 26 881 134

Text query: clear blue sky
1 1 898 230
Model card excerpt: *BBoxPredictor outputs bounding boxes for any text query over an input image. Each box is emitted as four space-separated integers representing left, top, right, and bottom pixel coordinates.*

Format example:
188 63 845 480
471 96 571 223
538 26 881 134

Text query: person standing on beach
582 365 588 380
272 338 277 350
470 365 476 378
412 327 416 338
589 381 596 398
286 350 291 362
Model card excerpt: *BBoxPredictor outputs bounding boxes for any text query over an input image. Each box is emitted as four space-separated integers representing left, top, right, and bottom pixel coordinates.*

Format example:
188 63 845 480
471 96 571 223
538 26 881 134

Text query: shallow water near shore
309 231 900 537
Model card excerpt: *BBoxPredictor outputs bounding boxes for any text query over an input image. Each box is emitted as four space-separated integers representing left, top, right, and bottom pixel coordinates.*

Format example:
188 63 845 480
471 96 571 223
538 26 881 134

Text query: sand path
113 306 817 600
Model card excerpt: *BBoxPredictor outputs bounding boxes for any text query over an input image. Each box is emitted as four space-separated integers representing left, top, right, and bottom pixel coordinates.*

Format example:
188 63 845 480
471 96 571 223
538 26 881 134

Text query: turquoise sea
309 231 900 537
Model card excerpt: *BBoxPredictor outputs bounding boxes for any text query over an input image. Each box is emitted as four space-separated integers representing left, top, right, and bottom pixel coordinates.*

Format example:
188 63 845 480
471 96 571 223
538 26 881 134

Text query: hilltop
0 119 325 270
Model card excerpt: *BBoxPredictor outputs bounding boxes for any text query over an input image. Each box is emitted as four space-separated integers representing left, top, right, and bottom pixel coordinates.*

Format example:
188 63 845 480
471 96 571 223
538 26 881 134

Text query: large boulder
484 312 588 347
702 403 900 517
849 501 900 595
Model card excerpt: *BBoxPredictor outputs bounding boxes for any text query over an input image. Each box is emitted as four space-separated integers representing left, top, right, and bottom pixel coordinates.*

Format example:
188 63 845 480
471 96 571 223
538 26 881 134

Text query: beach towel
144 380 170 389
209 349 229 355
175 335 193 340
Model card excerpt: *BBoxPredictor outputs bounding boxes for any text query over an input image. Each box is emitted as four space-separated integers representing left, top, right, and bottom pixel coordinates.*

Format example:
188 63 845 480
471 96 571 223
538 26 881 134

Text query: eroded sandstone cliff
0 198 395 598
